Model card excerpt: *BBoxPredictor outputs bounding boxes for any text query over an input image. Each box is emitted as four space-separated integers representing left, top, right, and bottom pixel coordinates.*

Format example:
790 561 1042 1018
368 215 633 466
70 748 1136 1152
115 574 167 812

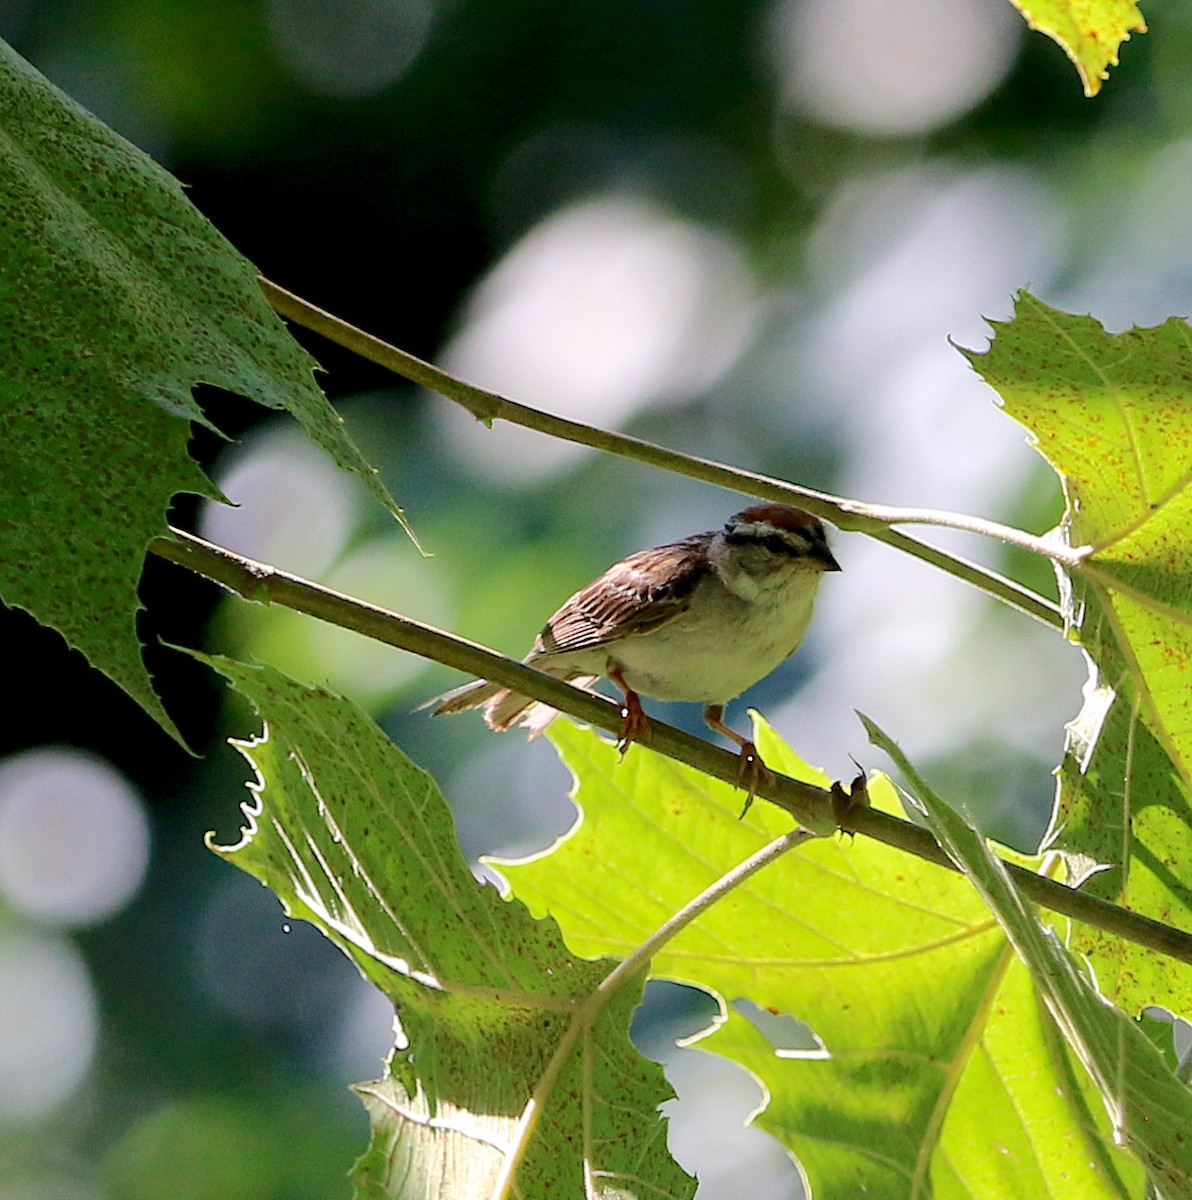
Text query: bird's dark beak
816 546 842 573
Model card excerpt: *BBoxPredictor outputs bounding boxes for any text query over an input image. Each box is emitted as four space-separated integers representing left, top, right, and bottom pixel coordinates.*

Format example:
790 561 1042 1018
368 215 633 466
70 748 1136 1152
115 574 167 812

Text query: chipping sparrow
429 503 840 797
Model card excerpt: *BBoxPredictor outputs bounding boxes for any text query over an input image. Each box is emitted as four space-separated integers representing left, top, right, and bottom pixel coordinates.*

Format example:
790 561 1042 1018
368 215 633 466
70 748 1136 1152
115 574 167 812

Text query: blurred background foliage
0 1 1185 1196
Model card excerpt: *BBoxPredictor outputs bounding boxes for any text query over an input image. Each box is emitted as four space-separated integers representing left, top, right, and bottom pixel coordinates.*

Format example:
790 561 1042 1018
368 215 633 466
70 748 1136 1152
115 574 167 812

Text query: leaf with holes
0 40 409 741
497 718 1143 1199
968 292 1192 1015
203 657 692 1200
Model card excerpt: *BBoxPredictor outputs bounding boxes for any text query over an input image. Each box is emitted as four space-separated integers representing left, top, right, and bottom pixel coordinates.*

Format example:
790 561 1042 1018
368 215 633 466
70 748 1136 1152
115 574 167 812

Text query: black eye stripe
725 528 811 556
760 533 798 555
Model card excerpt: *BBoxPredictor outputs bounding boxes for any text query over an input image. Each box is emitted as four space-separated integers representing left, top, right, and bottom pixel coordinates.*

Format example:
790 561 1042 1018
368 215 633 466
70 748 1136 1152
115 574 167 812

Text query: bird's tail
423 678 503 717
422 671 598 737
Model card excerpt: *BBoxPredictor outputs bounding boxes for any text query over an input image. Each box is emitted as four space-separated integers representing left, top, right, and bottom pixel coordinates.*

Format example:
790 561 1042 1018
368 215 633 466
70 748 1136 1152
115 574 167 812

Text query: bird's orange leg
703 704 774 814
607 662 651 756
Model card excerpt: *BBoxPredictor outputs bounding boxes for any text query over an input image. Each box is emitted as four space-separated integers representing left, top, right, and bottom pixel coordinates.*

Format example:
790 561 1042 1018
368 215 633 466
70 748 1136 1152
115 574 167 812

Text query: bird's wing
533 535 709 657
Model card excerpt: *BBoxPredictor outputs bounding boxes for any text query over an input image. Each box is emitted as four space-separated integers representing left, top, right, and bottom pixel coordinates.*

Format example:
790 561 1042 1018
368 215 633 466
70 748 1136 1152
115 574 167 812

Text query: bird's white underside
532 557 822 704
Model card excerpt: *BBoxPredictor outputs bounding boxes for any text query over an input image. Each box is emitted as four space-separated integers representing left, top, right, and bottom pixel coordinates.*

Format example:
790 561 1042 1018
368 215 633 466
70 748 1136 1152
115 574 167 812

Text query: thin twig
258 277 1065 630
597 829 817 997
149 526 1192 967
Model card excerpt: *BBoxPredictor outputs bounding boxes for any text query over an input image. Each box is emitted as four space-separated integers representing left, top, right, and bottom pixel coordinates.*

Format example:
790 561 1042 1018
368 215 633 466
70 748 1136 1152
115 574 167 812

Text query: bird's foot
607 663 651 757
736 742 775 817
616 689 651 757
701 704 774 815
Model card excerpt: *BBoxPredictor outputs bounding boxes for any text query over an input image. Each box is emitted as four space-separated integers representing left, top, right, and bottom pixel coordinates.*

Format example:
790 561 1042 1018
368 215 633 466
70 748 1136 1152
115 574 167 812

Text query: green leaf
497 718 1143 1199
0 39 409 740
201 656 692 1200
1057 662 1192 1014
864 714 1192 1199
967 292 1192 1014
1007 0 1146 96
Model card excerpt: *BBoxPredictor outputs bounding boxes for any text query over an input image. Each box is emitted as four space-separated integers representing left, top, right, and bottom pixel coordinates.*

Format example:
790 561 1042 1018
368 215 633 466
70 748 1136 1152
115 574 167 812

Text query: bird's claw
617 691 652 757
736 742 775 818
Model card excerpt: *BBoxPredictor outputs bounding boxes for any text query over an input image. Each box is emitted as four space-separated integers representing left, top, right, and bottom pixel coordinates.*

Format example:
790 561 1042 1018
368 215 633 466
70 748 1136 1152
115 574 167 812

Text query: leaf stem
597 829 817 998
149 526 1192 968
259 278 1065 630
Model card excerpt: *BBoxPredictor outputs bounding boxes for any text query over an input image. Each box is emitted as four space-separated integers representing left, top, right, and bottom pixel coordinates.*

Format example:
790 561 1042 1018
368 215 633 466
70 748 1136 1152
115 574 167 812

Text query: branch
258 278 1064 631
150 526 1192 968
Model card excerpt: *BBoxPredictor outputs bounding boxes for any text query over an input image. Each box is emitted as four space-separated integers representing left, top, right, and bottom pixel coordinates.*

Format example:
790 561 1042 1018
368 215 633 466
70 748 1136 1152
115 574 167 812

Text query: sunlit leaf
203 657 693 1200
968 292 1192 1014
498 718 1142 1199
1007 0 1146 96
0 40 409 740
1057 650 1192 1014
866 714 1192 1199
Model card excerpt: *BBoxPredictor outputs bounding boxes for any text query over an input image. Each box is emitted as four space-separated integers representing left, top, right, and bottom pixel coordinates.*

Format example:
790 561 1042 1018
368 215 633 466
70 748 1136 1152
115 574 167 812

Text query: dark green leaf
0 40 409 739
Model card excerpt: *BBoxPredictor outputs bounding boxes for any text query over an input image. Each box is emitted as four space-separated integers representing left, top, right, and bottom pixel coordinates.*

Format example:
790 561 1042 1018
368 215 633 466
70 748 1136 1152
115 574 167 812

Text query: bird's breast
609 571 819 703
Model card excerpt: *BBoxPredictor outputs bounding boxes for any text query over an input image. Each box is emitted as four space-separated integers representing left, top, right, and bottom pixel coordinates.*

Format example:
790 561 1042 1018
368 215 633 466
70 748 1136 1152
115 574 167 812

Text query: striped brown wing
533 534 709 657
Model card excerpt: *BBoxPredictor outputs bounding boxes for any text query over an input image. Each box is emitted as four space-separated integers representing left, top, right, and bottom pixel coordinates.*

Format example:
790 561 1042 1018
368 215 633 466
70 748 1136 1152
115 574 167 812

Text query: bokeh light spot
194 873 366 1037
266 0 435 99
219 532 454 705
768 0 1020 135
0 747 150 927
201 424 359 579
436 193 757 484
0 929 97 1119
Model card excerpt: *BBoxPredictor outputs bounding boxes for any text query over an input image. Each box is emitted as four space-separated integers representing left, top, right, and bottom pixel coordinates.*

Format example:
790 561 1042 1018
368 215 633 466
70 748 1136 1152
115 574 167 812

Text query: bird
427 503 840 800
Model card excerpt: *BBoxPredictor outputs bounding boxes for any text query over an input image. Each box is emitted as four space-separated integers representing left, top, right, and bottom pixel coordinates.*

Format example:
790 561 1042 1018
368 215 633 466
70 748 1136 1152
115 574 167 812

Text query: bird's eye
759 533 796 555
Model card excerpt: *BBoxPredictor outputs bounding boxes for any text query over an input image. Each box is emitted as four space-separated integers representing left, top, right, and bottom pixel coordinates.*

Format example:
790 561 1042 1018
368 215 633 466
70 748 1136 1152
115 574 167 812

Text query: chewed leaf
202 656 692 1200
